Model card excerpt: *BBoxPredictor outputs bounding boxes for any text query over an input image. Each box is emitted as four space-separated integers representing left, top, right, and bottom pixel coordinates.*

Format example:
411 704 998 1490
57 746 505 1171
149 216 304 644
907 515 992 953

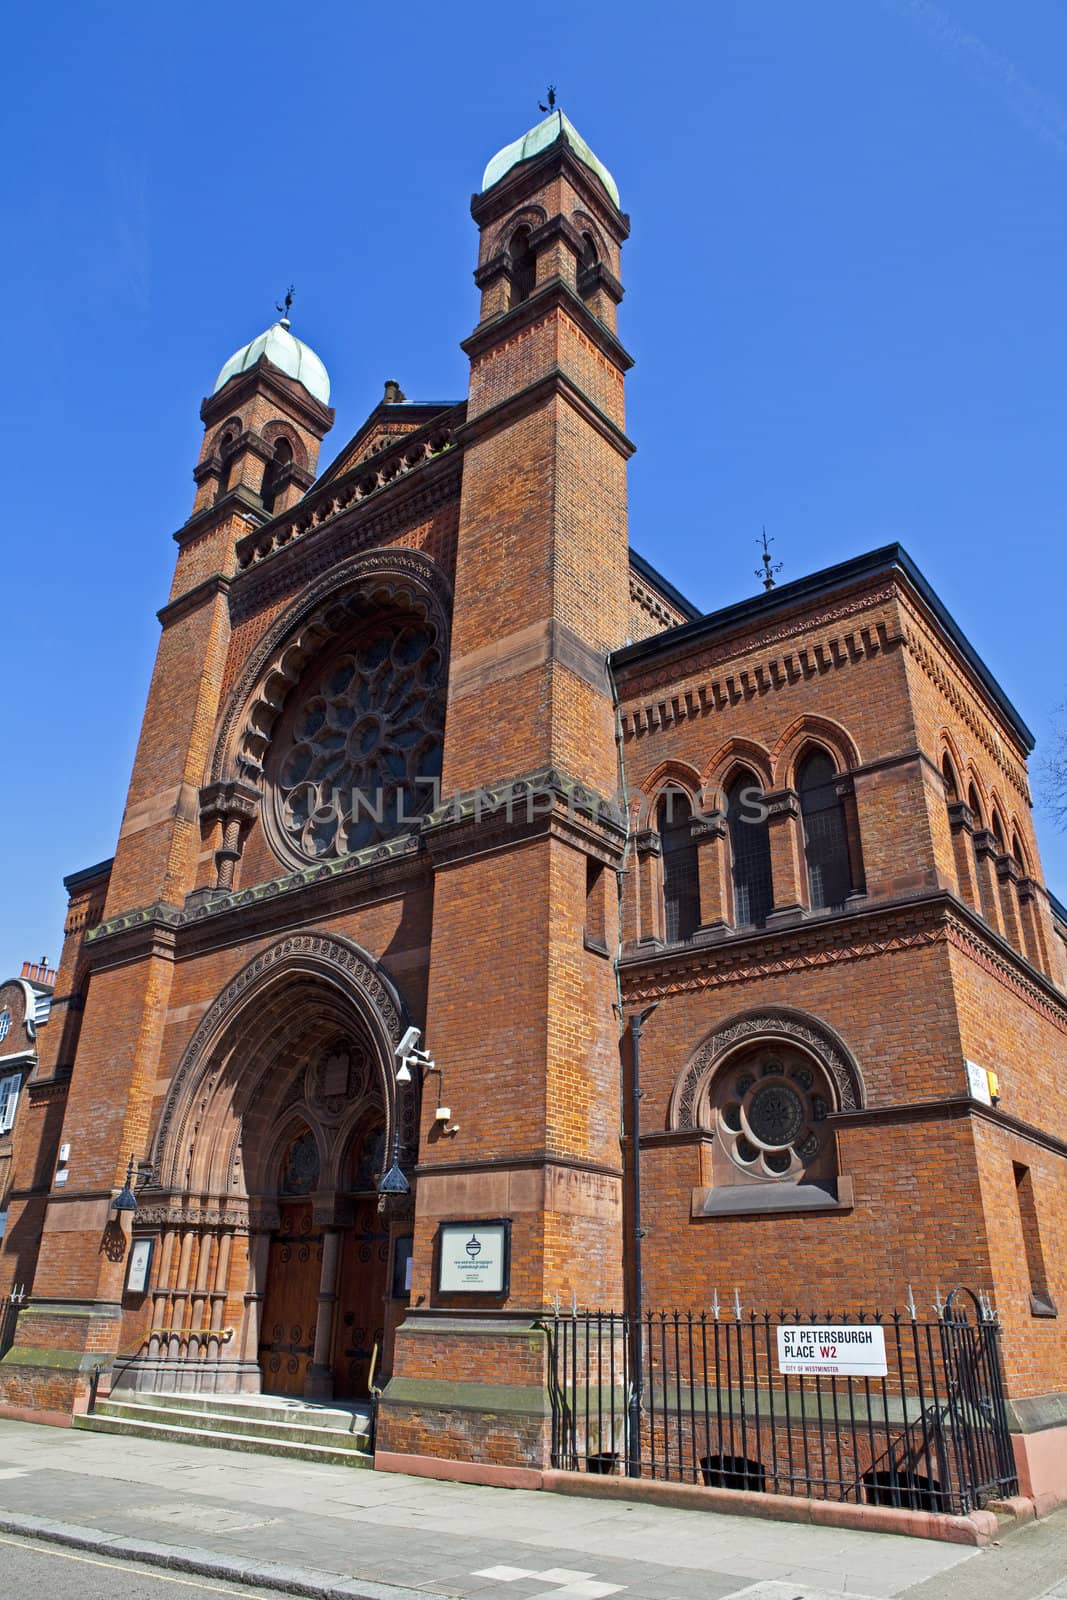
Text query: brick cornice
82 842 431 969
471 138 630 240
618 580 902 737
461 277 634 374
458 366 635 461
157 573 232 629
619 888 1067 1030
420 766 627 871
415 1153 623 1180
173 486 267 549
894 584 1032 791
830 1095 1067 1161
201 358 334 434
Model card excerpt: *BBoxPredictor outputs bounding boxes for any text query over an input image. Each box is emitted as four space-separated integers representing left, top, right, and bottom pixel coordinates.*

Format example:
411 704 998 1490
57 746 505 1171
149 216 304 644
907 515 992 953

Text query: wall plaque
126 1236 155 1296
437 1219 510 1295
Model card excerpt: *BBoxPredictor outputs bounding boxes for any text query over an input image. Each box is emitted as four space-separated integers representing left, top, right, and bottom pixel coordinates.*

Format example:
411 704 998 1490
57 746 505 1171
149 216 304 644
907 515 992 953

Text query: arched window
798 749 851 911
509 227 537 306
261 436 293 513
578 231 599 301
658 789 699 942
967 784 983 827
991 811 1006 856
941 754 959 803
216 428 238 501
726 773 773 928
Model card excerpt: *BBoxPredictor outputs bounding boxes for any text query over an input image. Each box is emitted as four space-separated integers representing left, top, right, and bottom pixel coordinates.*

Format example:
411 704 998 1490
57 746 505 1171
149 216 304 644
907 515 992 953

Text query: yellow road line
0 1532 273 1595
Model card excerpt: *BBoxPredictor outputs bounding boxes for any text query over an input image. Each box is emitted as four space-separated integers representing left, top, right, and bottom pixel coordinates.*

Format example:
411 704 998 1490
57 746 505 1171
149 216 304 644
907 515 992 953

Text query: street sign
776 1324 887 1377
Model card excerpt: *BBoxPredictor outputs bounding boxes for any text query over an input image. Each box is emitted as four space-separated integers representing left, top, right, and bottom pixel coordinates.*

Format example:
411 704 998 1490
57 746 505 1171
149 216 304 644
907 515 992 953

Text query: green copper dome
481 111 619 208
213 319 330 406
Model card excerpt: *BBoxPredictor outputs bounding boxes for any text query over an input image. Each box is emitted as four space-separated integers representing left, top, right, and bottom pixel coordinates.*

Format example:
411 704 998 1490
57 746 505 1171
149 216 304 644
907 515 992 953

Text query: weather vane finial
275 285 295 322
538 85 557 114
755 527 784 592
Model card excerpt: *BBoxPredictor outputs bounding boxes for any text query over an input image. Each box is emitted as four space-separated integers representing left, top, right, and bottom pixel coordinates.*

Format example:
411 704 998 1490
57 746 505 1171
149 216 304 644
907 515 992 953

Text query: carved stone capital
199 780 262 827
996 854 1022 885
948 801 975 835
633 828 662 857
691 811 727 841
763 789 801 820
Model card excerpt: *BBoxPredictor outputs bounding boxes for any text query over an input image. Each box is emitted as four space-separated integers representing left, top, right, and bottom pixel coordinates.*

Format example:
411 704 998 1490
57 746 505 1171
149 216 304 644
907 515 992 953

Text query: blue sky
3 0 1067 979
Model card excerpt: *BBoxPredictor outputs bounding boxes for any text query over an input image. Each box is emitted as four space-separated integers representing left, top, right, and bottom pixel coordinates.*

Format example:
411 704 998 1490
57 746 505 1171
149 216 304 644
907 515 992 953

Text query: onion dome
481 110 619 207
213 318 330 406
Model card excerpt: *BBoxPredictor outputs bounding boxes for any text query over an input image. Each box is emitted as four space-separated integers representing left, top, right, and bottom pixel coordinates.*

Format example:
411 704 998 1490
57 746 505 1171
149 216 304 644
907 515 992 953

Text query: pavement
0 1418 1066 1600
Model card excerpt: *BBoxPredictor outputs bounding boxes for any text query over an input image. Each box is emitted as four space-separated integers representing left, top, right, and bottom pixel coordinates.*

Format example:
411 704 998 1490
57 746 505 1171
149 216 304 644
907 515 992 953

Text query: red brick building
2 111 1066 1508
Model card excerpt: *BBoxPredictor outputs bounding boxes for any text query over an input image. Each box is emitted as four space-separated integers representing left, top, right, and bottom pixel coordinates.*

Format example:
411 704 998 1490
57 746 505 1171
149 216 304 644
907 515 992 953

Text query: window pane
798 752 851 910
727 780 773 927
658 792 699 942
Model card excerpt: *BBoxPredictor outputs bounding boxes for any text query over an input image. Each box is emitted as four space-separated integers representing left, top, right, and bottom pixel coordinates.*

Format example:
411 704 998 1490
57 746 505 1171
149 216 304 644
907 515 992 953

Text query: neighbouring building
0 961 56 1251
2 110 1066 1511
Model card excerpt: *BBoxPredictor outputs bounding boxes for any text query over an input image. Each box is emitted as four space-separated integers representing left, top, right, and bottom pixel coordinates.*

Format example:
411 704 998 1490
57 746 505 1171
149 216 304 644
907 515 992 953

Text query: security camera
434 1106 451 1123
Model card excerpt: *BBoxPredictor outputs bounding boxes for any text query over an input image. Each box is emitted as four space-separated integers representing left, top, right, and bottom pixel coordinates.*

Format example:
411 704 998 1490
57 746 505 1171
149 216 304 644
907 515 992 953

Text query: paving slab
0 1417 1005 1600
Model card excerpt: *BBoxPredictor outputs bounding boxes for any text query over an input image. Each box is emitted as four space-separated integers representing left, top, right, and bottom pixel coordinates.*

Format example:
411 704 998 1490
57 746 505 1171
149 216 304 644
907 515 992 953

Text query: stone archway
129 934 416 1399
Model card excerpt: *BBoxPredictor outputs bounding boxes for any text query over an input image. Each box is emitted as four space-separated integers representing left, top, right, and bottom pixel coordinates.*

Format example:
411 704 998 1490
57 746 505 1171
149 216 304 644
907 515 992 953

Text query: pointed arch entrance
133 934 417 1401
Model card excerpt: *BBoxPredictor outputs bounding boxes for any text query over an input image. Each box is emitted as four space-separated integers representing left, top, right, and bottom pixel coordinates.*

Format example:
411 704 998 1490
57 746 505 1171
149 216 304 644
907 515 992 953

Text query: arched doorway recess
134 934 416 1401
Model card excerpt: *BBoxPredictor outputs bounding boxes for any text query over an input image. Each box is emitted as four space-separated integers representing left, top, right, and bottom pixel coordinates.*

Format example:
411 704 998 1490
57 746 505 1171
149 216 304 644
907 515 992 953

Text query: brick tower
377 112 634 1464
0 320 334 1415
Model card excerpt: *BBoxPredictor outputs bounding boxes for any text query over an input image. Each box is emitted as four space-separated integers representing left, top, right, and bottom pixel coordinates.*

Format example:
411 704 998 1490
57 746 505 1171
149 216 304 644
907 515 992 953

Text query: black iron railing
545 1290 1017 1515
0 1285 26 1359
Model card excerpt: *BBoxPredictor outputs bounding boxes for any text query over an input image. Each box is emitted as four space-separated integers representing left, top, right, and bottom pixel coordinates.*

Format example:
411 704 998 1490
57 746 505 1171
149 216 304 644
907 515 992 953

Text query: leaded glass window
726 775 773 928
658 790 699 943
798 750 851 911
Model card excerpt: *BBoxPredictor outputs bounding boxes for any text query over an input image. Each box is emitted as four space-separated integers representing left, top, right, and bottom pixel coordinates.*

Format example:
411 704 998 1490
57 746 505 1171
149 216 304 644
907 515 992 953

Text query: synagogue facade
1 111 1066 1508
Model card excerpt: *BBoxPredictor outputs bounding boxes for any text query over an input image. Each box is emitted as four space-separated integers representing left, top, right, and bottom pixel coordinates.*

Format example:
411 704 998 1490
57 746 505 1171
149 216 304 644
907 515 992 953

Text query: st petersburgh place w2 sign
776 1324 888 1378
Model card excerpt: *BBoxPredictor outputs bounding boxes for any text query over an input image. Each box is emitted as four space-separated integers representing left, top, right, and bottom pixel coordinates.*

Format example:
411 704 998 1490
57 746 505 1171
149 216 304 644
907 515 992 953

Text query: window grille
727 778 773 927
799 752 851 911
658 792 700 943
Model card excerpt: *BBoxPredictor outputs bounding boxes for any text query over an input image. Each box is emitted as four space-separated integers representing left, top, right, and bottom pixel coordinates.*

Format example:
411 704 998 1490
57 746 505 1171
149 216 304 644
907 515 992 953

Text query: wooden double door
258 1200 389 1399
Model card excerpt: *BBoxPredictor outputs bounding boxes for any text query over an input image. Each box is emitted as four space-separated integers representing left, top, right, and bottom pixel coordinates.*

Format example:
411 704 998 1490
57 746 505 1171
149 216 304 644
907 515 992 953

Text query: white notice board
437 1220 510 1294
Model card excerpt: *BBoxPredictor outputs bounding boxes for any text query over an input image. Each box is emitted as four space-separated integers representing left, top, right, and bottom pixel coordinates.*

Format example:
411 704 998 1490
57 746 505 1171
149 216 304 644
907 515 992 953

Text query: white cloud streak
882 0 1067 161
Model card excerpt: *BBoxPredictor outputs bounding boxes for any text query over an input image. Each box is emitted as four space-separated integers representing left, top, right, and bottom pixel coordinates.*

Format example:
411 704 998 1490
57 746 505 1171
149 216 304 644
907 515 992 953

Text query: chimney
21 960 56 988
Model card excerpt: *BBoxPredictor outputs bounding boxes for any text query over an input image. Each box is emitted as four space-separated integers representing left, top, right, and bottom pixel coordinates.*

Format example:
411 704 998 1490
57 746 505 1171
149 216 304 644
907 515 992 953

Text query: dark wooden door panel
259 1202 322 1397
332 1199 389 1399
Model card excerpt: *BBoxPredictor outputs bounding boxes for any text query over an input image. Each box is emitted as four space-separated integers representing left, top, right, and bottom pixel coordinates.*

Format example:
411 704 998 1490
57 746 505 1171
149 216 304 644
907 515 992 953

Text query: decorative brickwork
2 113 1066 1509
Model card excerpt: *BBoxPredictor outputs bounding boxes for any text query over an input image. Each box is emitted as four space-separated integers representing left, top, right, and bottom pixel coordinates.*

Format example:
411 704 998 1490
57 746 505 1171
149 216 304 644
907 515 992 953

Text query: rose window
714 1051 832 1181
268 615 445 864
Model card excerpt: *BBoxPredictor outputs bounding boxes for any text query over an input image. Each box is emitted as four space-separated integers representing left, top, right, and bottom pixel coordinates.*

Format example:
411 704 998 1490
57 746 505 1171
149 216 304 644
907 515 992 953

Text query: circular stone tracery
267 613 445 864
714 1049 832 1182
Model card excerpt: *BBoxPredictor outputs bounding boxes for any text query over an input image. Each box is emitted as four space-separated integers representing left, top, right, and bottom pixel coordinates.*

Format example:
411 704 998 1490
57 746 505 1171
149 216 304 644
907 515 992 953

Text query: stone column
996 856 1024 953
764 790 805 924
836 775 867 903
305 1226 343 1401
948 801 981 910
692 812 729 935
973 831 1005 936
1018 878 1056 979
633 829 665 947
241 1230 272 1374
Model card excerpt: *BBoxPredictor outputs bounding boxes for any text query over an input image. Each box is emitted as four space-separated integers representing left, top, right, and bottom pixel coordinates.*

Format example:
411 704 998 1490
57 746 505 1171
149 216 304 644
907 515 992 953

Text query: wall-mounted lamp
112 1153 139 1217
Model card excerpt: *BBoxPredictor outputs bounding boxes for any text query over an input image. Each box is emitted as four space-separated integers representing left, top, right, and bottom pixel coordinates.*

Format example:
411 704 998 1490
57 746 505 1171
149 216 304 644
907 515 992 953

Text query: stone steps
73 1392 373 1468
